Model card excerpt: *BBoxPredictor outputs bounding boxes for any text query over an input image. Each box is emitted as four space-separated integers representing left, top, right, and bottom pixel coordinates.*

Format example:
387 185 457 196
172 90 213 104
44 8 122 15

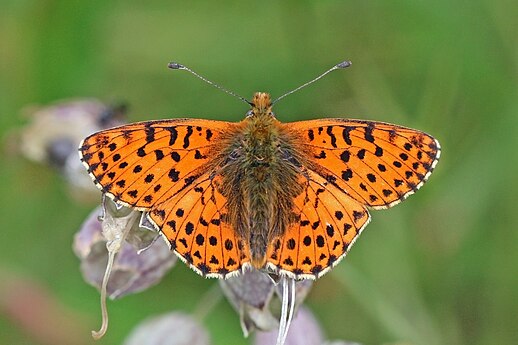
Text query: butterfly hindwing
149 174 250 278
266 170 370 278
285 119 441 209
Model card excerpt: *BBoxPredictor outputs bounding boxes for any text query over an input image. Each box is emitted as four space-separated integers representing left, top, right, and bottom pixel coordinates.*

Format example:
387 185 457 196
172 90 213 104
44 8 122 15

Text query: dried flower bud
73 204 177 299
219 269 314 344
219 270 278 336
123 312 211 345
75 199 178 339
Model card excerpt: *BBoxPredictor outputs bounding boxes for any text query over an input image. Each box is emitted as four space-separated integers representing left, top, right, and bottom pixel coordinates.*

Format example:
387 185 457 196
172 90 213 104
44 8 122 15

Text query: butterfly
79 61 440 280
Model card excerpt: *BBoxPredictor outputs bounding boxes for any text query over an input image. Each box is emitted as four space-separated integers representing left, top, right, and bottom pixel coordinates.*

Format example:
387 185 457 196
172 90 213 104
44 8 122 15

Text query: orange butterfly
79 61 440 280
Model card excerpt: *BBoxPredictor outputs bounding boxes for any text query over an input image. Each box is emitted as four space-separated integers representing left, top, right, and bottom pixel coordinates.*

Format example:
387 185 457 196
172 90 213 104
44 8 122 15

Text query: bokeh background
1 1 517 344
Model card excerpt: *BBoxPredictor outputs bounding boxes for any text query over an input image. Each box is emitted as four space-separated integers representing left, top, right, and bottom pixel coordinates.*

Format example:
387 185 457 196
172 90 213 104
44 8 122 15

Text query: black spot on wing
88 163 99 172
315 151 326 159
342 127 353 145
128 190 138 198
171 152 181 162
82 152 93 161
340 150 350 162
209 255 219 265
364 124 375 143
185 222 194 235
168 169 180 182
166 127 178 146
205 129 213 141
283 257 294 266
342 169 353 181
194 150 206 159
183 126 193 149
308 129 315 141
366 173 376 183
353 210 366 221
326 126 337 148
145 124 155 143
224 239 233 250
326 224 335 237
154 150 164 160
382 189 393 197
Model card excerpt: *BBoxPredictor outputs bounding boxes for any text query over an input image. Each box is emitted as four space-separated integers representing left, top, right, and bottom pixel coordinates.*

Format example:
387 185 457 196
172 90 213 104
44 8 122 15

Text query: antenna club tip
167 62 184 70
337 60 352 68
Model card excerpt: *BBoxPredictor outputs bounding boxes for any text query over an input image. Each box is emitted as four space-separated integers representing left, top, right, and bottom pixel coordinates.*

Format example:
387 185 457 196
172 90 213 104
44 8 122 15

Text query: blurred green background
1 1 517 344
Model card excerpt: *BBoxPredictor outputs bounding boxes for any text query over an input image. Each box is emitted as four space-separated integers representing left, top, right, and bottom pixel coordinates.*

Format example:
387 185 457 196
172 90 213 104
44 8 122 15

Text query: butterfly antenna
168 62 253 106
272 60 352 105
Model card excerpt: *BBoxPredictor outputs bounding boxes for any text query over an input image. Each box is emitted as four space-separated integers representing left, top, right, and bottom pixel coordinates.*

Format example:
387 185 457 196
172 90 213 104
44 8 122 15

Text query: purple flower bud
219 270 314 339
73 205 177 299
18 99 127 200
123 312 211 345
219 269 278 335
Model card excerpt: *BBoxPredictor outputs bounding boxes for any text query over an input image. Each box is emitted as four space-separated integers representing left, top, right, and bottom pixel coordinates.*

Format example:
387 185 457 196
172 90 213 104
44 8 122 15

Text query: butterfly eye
246 110 254 117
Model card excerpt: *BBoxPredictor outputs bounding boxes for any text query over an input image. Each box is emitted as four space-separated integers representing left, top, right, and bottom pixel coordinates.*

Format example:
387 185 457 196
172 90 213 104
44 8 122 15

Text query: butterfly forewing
285 119 441 209
79 119 230 209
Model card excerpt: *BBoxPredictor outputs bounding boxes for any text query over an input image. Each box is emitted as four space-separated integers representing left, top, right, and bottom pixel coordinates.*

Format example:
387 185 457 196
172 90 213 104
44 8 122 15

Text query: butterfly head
247 92 274 118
